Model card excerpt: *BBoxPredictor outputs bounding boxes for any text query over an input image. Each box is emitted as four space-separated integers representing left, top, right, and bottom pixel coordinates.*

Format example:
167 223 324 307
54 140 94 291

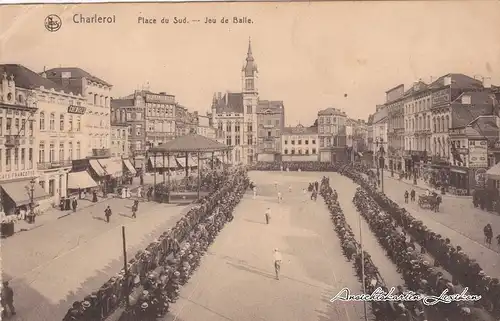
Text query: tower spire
247 37 253 61
242 37 257 76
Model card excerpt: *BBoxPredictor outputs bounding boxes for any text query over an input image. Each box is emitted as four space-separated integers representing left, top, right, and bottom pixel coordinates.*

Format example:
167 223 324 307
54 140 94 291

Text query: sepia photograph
1 1 500 321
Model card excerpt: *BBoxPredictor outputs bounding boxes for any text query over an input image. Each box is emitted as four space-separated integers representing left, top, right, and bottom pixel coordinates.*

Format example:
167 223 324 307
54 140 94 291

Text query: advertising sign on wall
432 89 451 107
468 140 488 168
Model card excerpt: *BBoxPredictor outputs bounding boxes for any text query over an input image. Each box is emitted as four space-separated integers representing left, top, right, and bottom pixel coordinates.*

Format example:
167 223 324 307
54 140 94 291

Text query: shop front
0 170 49 216
66 170 99 201
98 157 124 194
122 158 137 184
448 166 470 195
72 158 107 198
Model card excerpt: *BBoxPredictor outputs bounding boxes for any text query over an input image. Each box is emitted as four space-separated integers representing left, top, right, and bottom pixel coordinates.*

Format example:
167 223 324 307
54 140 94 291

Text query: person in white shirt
273 248 282 280
265 207 271 224
288 185 292 192
253 186 257 199
277 191 282 203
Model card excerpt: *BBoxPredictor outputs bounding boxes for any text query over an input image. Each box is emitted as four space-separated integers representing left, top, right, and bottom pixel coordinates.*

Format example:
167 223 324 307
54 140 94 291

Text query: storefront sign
474 168 487 188
145 94 175 104
67 105 86 114
469 140 488 168
432 89 450 107
0 170 35 182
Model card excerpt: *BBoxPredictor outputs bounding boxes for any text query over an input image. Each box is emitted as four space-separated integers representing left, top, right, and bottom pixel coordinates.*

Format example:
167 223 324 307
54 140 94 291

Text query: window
305 140 309 145
305 149 309 155
247 135 253 145
267 131 271 137
59 143 64 161
291 149 295 155
226 135 232 146
76 117 81 131
284 140 288 145
6 149 11 171
14 148 18 170
245 79 254 90
68 142 73 160
312 148 317 154
298 139 302 145
235 135 241 145
312 139 316 144
275 119 280 126
235 122 240 132
6 118 11 134
226 122 232 132
28 148 33 169
15 118 19 134
248 123 253 132
319 138 324 147
284 149 288 154
49 143 55 162
68 115 73 131
247 105 252 114
59 114 65 131
291 140 295 145
49 113 55 130
21 148 25 169
76 142 81 159
299 149 303 155
136 125 142 136
218 122 223 131
39 142 45 163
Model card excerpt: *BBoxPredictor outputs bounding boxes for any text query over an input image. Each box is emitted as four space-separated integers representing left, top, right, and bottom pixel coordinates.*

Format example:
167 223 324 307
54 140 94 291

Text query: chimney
444 76 452 86
461 94 471 105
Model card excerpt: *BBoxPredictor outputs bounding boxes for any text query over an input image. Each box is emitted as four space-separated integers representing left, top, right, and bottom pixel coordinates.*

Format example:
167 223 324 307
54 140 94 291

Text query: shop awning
89 159 106 177
1 179 49 207
98 158 123 178
176 157 198 168
123 159 137 175
67 171 98 189
486 162 500 180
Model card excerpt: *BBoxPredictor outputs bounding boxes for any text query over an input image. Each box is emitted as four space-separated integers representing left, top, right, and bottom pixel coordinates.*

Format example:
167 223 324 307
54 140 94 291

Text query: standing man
277 191 282 204
265 207 271 225
72 198 78 212
104 206 112 223
1 281 15 317
253 186 257 199
410 189 416 202
132 200 138 219
273 248 282 280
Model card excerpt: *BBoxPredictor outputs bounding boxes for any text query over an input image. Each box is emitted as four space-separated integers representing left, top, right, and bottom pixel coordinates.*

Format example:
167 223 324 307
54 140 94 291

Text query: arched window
445 115 450 130
39 112 45 130
49 113 55 131
441 116 445 132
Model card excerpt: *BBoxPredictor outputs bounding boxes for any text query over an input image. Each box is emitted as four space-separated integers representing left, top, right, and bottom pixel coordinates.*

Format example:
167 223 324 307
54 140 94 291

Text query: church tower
241 38 259 115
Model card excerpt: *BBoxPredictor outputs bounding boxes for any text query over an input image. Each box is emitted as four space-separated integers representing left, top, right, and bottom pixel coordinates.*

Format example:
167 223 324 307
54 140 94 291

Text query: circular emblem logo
45 14 62 32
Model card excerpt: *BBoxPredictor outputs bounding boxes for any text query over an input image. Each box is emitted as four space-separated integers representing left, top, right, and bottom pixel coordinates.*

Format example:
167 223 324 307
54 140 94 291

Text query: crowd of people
62 167 250 321
249 161 337 172
337 163 499 321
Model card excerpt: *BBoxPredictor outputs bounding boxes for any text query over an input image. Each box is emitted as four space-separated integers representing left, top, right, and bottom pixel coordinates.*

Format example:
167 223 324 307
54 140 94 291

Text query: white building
44 67 113 157
281 124 318 161
197 113 216 140
211 39 259 164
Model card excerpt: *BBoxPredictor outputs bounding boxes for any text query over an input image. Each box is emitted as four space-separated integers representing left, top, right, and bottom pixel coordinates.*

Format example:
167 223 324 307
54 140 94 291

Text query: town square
1 2 500 321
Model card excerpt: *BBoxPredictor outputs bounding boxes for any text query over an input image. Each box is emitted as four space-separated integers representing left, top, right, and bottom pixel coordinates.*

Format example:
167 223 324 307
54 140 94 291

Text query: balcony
37 160 72 170
4 135 20 148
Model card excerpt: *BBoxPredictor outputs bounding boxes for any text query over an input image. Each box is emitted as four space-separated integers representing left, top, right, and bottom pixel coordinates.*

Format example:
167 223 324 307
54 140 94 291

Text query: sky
1 1 500 127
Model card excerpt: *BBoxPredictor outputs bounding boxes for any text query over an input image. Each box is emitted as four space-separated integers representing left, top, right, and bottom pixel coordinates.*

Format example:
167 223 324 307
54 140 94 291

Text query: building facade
385 84 405 172
110 124 129 158
0 69 48 216
256 100 284 162
317 107 347 162
44 67 113 157
211 40 264 164
281 124 318 161
372 105 388 167
197 114 216 139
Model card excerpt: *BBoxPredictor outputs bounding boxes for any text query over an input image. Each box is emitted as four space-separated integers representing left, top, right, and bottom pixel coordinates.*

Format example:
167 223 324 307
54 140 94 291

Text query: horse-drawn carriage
418 193 441 211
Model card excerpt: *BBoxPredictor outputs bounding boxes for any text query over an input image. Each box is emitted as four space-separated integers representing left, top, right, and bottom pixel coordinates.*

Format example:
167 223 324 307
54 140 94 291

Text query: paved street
376 172 500 278
1 197 189 321
165 171 370 321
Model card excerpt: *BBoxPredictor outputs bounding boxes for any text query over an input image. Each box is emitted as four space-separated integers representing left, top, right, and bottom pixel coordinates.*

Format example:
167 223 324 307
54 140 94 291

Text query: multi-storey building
197 113 216 139
317 107 347 162
110 124 129 158
402 80 432 175
256 100 284 162
372 105 388 168
385 84 405 172
281 124 318 161
211 40 264 164
1 65 91 211
0 69 48 216
44 67 113 156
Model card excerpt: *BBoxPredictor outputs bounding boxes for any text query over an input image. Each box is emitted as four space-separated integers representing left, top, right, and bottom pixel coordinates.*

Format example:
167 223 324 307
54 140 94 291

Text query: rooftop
44 67 112 87
283 124 317 135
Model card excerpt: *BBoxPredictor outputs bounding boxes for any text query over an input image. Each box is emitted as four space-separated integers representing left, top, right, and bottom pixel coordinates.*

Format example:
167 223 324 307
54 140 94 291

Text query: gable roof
451 104 495 129
149 133 231 153
318 107 346 116
429 73 483 90
283 124 317 135
257 100 284 113
404 81 429 96
0 64 74 95
44 67 112 87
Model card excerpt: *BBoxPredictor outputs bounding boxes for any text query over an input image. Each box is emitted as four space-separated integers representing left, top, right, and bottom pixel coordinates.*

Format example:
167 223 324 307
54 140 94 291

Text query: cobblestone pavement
377 173 500 278
1 197 189 321
164 171 367 321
